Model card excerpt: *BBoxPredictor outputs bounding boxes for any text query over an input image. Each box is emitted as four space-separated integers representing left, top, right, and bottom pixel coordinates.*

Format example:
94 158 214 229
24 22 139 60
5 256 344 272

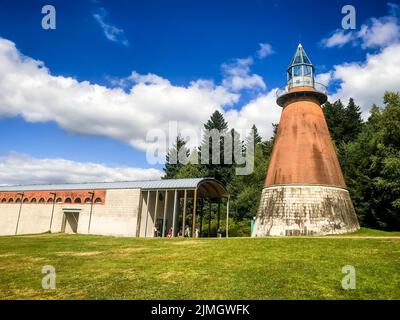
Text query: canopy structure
135 178 230 238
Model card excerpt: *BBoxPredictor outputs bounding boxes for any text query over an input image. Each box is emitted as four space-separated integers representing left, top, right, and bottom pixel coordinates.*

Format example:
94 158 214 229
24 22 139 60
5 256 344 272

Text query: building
253 44 360 236
0 178 229 237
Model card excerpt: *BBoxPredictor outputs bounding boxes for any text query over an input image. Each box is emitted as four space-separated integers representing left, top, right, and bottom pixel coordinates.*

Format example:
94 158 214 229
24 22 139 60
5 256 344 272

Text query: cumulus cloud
0 37 239 154
315 72 332 86
328 43 400 117
0 153 163 186
93 8 129 46
222 57 266 92
321 30 353 48
257 42 274 58
321 3 400 49
357 15 400 49
225 89 280 139
319 4 400 116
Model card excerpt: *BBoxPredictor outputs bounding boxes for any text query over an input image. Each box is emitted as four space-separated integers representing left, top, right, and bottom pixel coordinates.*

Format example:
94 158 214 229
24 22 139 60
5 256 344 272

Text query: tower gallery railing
275 82 328 98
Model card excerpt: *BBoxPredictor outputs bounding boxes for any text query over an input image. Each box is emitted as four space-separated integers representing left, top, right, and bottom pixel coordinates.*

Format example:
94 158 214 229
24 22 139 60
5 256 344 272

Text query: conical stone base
253 185 360 236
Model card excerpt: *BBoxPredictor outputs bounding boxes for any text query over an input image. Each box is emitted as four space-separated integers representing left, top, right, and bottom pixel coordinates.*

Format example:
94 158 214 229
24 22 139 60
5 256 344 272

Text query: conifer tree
163 134 190 179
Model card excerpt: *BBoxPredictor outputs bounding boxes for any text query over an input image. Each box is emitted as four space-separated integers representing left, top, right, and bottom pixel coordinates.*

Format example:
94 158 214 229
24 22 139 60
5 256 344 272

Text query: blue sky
0 0 399 184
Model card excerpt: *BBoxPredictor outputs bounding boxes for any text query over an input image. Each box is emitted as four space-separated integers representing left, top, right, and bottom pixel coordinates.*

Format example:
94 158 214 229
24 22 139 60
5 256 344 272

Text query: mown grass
0 229 399 300
345 227 400 237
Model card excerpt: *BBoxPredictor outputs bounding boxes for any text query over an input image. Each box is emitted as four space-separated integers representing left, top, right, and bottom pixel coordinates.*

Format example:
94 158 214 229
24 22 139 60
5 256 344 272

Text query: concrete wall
0 188 141 237
0 203 54 236
254 185 360 236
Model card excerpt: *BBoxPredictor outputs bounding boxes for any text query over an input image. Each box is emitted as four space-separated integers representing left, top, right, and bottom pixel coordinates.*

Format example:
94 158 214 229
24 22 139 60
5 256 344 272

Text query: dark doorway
63 212 79 233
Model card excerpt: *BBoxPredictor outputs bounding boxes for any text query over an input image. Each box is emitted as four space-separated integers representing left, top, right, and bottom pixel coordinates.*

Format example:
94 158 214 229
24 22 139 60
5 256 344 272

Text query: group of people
153 225 200 238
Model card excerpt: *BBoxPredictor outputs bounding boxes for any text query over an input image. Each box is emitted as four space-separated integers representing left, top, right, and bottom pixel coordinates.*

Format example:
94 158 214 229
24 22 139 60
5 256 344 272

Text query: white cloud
315 72 332 86
0 35 283 175
318 3 400 117
0 37 239 154
328 43 400 117
93 8 129 46
321 30 353 48
225 90 281 138
0 153 163 186
222 57 266 91
321 3 400 49
357 16 400 49
257 42 274 58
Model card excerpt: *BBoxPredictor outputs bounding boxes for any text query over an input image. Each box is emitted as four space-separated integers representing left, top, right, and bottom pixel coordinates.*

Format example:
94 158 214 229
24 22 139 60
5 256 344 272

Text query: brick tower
253 44 359 236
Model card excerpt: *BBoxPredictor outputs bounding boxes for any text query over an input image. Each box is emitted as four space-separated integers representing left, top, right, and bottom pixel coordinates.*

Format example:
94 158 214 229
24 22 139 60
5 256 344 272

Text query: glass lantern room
286 43 315 89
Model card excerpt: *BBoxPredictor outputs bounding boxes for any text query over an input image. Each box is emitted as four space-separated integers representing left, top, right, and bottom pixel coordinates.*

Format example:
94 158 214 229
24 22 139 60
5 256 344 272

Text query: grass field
0 228 399 300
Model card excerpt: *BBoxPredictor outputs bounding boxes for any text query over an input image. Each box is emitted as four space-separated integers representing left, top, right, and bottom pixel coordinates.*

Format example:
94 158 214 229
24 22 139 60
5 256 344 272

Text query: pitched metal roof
0 178 227 194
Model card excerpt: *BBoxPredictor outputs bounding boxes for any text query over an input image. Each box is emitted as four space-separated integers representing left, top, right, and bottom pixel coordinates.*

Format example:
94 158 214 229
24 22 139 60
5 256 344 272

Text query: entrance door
63 212 80 233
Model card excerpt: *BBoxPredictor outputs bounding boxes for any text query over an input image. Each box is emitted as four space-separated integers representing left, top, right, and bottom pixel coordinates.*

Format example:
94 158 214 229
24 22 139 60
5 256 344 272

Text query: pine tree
251 124 262 145
341 92 400 230
204 110 228 131
163 134 190 179
343 98 363 143
323 100 346 144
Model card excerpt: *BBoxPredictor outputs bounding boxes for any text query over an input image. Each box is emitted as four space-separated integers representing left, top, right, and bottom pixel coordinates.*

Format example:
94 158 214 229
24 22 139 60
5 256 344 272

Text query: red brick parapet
0 189 106 205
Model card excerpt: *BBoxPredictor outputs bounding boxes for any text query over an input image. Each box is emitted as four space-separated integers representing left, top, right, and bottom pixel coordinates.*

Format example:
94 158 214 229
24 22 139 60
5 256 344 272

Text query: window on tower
293 66 302 77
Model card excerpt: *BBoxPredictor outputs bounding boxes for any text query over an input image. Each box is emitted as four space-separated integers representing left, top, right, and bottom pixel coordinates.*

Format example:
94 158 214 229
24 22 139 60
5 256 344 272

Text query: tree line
163 92 400 231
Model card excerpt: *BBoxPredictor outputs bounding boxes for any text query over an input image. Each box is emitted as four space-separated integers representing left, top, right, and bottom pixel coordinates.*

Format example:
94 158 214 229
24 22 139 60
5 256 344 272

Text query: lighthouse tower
253 44 359 236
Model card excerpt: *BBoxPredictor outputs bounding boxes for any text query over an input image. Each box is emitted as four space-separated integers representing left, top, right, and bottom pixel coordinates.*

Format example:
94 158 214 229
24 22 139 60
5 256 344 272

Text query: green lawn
0 229 399 300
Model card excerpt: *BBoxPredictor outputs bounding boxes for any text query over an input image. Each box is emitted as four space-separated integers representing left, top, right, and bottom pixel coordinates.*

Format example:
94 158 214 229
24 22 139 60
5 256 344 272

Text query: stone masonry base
253 185 360 236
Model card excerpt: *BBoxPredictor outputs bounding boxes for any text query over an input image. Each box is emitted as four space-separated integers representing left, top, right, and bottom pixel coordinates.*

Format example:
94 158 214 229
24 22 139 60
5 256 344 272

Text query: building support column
192 189 197 237
199 199 203 237
181 189 187 237
144 191 151 238
217 201 221 230
226 196 230 238
208 200 212 237
153 190 159 237
162 190 168 237
172 189 178 237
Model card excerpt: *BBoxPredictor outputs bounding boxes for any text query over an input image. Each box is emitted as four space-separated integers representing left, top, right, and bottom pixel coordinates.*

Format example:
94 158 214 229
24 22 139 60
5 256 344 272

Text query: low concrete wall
0 189 141 237
254 185 360 236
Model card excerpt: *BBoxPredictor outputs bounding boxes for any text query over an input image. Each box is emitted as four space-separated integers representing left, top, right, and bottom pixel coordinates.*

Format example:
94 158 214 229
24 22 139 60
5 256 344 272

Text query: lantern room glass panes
293 66 302 77
294 55 302 64
304 65 312 76
286 44 315 89
302 55 311 64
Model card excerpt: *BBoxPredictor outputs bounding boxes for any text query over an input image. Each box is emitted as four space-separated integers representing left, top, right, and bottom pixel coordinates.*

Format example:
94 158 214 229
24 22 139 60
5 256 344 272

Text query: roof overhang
0 178 229 198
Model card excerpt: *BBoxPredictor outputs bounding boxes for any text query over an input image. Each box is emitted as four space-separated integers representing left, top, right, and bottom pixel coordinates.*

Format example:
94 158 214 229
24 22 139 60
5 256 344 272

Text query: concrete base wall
0 189 141 237
253 185 360 236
